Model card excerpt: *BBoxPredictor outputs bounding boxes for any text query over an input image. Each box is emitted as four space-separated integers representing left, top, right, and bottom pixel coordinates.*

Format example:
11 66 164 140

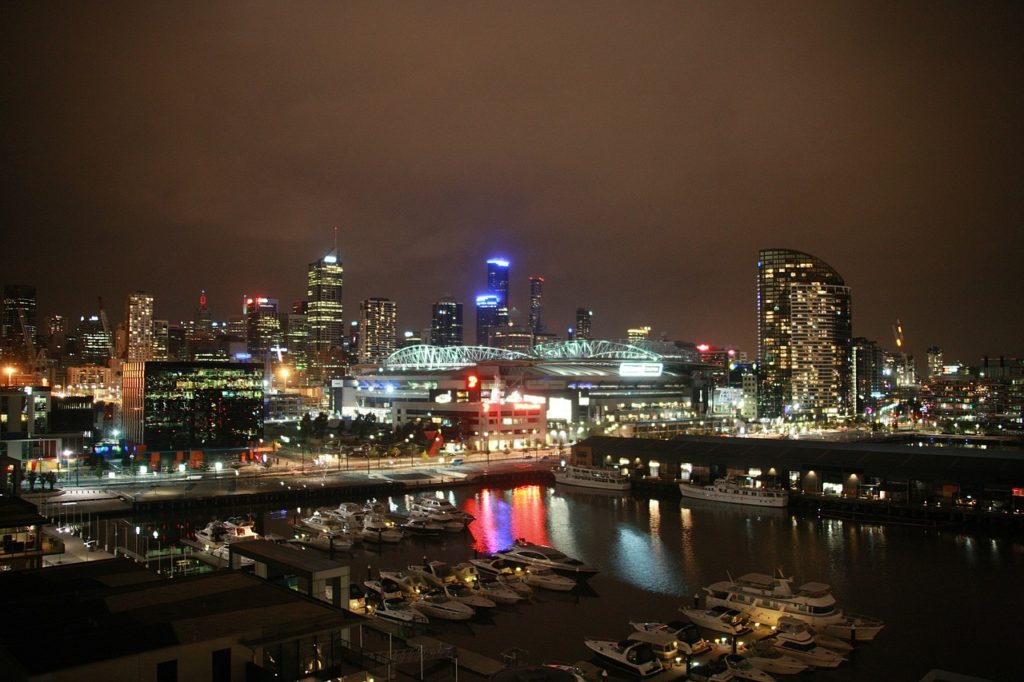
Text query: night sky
2 2 1022 362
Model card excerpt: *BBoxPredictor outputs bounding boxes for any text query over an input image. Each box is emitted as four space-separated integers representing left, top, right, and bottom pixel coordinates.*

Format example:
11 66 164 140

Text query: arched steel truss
384 340 661 370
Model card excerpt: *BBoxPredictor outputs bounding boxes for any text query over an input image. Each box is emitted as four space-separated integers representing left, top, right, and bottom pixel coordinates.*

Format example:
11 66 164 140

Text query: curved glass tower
757 249 852 420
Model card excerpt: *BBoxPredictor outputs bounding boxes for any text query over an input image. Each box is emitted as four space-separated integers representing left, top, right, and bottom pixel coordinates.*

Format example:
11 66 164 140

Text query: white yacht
222 518 260 543
719 654 776 682
739 641 809 675
702 571 884 641
367 597 430 626
463 558 534 596
552 464 631 491
409 494 475 523
679 478 788 508
299 511 338 534
409 587 476 621
298 531 354 553
496 539 599 579
770 627 846 668
685 659 736 682
680 605 752 635
521 566 577 592
409 510 464 532
775 616 853 654
400 516 446 535
194 521 228 549
326 502 366 526
630 620 712 656
359 513 403 543
582 638 663 678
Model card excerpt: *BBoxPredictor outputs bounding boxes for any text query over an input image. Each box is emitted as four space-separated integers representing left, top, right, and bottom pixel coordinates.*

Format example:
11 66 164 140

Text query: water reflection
464 485 550 553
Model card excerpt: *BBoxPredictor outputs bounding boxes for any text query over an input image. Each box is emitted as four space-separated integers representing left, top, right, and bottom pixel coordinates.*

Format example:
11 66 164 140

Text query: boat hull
679 483 788 507
553 466 631 491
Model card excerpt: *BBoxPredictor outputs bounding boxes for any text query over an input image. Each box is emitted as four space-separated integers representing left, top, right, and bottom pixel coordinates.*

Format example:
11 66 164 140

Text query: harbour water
131 482 1020 681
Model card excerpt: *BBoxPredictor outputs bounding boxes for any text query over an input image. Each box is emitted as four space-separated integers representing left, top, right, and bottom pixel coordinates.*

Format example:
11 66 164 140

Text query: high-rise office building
193 289 213 339
486 258 510 327
475 294 500 346
75 315 112 365
851 337 884 416
357 298 397 364
284 311 309 371
126 292 155 361
757 248 852 420
1 284 37 363
430 297 464 347
243 296 281 359
307 252 344 355
575 308 593 340
152 320 170 361
627 326 651 344
926 346 943 379
528 276 544 334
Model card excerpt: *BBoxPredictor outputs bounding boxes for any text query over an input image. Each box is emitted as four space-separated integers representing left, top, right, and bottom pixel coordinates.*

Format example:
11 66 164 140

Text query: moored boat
770 626 845 668
630 620 712 656
497 538 598 579
552 464 631 491
702 571 884 642
680 605 752 635
719 654 776 682
582 638 663 678
679 477 788 508
738 641 808 675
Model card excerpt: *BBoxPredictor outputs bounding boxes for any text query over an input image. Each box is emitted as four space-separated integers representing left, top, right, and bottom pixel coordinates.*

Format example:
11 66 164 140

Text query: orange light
467 375 479 389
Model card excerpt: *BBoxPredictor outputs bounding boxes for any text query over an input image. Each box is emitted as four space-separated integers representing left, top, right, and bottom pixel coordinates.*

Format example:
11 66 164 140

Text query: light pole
3 366 14 387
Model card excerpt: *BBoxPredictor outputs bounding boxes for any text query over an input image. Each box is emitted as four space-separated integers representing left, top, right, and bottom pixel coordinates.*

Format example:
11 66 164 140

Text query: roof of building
0 559 357 677
0 495 49 527
577 435 1024 484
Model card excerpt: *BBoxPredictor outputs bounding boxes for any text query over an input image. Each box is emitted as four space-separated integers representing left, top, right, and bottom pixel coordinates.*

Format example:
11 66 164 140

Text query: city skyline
2 3 1022 363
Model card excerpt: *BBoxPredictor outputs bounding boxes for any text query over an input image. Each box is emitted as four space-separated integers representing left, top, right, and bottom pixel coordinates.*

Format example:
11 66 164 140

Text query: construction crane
97 296 115 359
17 309 48 378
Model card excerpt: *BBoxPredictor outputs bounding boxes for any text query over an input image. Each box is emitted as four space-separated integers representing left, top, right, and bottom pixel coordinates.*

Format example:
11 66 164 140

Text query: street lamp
3 366 14 387
278 366 290 392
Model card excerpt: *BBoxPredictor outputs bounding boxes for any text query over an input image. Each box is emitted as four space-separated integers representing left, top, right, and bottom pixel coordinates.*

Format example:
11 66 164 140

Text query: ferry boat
679 477 788 508
703 571 884 641
552 464 631 491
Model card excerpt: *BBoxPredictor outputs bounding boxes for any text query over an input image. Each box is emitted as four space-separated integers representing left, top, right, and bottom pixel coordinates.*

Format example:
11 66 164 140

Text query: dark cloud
2 1 1022 361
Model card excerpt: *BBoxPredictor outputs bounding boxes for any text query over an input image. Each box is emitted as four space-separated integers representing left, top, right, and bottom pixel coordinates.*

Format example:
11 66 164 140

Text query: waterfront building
574 308 593 340
528 276 544 334
121 361 263 454
307 252 345 356
475 294 500 346
357 297 397 364
125 292 155 361
1 284 37 364
430 297 464 347
757 248 852 420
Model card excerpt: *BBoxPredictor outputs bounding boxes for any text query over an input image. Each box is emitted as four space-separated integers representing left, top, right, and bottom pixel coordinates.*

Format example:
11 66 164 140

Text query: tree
43 471 57 491
299 413 313 445
313 412 328 441
26 471 38 492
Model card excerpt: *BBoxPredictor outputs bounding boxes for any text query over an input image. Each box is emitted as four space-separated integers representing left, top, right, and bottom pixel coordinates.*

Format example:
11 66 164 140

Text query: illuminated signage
324 255 337 263
486 258 510 267
435 392 452 404
1013 488 1024 498
618 362 664 377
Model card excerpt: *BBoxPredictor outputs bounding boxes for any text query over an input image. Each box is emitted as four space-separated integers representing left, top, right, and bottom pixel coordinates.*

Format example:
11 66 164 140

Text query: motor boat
719 654 776 682
409 509 464 532
364 577 405 601
680 605 752 635
466 556 534 595
497 539 598 579
210 544 255 566
195 521 228 549
297 531 354 553
630 620 712 656
468 578 522 604
378 570 426 596
543 662 605 682
521 566 577 592
222 518 260 543
326 502 366 526
359 513 403 543
400 516 446 535
367 596 430 626
679 477 788 508
552 464 631 491
299 511 338 534
739 641 808 675
407 560 459 586
686 659 736 681
774 616 853 654
409 494 475 523
408 587 476 621
582 638 663 678
770 626 846 668
702 571 884 642
625 630 679 661
439 582 496 609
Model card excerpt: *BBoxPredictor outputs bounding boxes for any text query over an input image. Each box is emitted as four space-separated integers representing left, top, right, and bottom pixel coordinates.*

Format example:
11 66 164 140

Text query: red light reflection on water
463 485 551 553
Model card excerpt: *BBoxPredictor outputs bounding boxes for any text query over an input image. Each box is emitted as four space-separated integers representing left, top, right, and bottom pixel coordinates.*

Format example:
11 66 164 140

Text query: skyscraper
926 346 943 379
1 284 37 363
486 258 510 328
126 292 155 361
528 276 544 334
627 326 651 344
575 308 593 340
430 297 464 347
757 248 852 420
76 315 112 365
152 320 170 361
851 337 884 416
475 294 500 346
193 289 213 339
243 296 281 359
307 252 344 356
357 298 397 364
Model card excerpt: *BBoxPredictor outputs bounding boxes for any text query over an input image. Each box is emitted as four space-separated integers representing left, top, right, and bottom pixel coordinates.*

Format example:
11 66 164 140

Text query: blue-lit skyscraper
475 294 499 345
486 258 510 328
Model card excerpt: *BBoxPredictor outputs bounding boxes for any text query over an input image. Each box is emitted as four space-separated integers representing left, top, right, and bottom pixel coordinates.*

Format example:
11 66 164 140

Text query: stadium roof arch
383 340 662 370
